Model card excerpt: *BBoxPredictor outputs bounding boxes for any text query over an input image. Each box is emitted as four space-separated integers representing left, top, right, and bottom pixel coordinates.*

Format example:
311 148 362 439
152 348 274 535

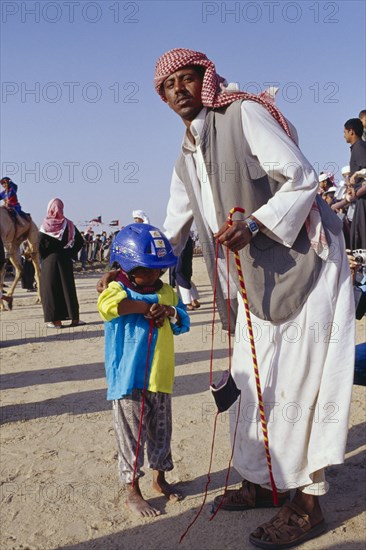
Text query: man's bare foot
125 481 160 518
152 470 182 502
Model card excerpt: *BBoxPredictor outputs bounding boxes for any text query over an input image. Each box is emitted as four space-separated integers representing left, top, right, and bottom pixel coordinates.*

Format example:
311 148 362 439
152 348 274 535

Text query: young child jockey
0 177 29 221
97 223 190 518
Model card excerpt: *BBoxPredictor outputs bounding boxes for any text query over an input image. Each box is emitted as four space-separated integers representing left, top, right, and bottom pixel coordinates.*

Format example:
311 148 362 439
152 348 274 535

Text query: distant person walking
20 241 36 291
38 198 85 328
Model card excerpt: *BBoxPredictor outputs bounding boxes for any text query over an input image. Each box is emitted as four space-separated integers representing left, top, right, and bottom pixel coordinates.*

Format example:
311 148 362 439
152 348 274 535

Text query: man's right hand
96 269 120 293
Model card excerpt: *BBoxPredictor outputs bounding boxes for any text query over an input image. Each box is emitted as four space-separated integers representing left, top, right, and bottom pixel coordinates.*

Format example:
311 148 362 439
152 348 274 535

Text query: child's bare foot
125 481 160 518
152 470 182 502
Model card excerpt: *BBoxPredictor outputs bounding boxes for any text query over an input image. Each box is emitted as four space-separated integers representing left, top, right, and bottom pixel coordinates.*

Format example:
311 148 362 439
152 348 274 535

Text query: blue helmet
110 223 177 272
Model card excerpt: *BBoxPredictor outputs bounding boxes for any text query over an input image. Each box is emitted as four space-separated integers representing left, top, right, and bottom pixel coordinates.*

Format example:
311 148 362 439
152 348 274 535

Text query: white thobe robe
164 101 355 491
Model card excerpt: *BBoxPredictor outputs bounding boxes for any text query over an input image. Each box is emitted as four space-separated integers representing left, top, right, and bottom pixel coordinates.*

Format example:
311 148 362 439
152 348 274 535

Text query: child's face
131 267 161 286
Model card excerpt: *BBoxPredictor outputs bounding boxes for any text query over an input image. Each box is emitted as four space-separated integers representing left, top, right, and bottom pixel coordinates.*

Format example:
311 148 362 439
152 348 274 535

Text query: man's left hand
96 269 120 293
214 220 251 251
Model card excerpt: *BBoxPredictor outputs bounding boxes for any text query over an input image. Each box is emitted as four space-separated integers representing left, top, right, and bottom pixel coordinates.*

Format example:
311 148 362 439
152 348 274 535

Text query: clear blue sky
1 0 365 231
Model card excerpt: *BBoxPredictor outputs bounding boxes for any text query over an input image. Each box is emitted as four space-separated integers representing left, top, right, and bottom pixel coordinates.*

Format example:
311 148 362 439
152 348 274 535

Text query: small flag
109 219 119 226
90 216 102 224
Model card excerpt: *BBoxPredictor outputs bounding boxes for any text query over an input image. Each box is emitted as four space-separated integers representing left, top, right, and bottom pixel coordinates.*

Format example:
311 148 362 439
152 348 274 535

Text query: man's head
154 47 291 135
341 165 351 178
344 118 363 144
154 49 219 124
132 209 149 224
359 110 366 128
322 186 337 205
318 172 334 192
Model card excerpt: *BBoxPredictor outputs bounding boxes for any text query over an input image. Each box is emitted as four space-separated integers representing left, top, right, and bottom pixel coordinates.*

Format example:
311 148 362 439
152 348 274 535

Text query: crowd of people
79 230 114 267
317 112 366 252
0 195 202 326
91 49 365 549
79 211 200 267
1 49 365 550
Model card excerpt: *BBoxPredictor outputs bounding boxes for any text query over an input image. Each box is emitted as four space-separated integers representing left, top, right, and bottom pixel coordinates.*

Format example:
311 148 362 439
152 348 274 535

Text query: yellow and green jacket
97 281 190 399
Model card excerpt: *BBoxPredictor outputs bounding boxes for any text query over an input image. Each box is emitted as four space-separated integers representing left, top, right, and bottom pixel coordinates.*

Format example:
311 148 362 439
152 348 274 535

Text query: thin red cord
180 240 224 543
180 207 279 545
209 240 220 386
180 237 242 541
179 411 219 544
210 392 242 520
210 241 240 520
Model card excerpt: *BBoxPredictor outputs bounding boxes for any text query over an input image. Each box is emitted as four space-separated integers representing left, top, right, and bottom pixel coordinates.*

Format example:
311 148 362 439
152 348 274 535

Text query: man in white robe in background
154 48 355 549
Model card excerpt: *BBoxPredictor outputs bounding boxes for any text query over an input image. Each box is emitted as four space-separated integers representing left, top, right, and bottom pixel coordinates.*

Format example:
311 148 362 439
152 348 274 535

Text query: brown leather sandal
213 480 290 511
249 500 326 548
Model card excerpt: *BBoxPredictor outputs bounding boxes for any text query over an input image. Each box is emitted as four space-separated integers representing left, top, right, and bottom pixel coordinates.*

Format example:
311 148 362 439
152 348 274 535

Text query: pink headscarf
154 48 291 136
40 198 75 245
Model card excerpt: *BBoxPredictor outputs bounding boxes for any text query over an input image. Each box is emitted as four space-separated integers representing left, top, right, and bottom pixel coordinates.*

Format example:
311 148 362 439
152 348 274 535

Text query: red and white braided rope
228 207 278 505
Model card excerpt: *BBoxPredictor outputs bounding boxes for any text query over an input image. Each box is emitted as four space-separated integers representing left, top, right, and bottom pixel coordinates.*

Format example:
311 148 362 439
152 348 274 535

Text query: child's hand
145 303 170 328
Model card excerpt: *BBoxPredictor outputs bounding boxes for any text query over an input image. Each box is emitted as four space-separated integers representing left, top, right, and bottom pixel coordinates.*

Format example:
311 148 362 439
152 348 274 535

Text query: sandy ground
1 256 365 550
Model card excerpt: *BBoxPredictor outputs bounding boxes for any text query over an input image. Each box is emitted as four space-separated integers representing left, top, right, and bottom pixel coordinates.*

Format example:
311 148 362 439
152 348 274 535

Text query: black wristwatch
245 218 260 238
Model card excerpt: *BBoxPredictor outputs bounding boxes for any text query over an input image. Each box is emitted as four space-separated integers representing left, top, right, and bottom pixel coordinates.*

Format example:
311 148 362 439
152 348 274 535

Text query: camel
0 207 41 309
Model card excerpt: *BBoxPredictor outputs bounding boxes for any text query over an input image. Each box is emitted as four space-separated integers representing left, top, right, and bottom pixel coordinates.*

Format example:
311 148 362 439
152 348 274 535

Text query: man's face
319 180 327 192
162 66 204 123
344 127 353 143
324 193 335 205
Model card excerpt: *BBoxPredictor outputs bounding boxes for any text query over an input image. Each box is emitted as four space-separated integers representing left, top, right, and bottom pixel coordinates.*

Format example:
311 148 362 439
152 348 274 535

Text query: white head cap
323 186 337 195
132 210 150 224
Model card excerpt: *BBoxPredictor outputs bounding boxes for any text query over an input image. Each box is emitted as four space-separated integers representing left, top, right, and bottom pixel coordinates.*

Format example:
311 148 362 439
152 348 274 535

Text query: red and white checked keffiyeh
154 48 291 137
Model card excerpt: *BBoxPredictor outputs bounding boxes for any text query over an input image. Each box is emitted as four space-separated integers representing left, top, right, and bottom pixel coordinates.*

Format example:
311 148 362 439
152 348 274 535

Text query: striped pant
113 389 173 484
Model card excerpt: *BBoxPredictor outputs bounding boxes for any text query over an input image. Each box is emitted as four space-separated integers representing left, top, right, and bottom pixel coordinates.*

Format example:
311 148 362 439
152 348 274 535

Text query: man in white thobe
155 48 355 549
